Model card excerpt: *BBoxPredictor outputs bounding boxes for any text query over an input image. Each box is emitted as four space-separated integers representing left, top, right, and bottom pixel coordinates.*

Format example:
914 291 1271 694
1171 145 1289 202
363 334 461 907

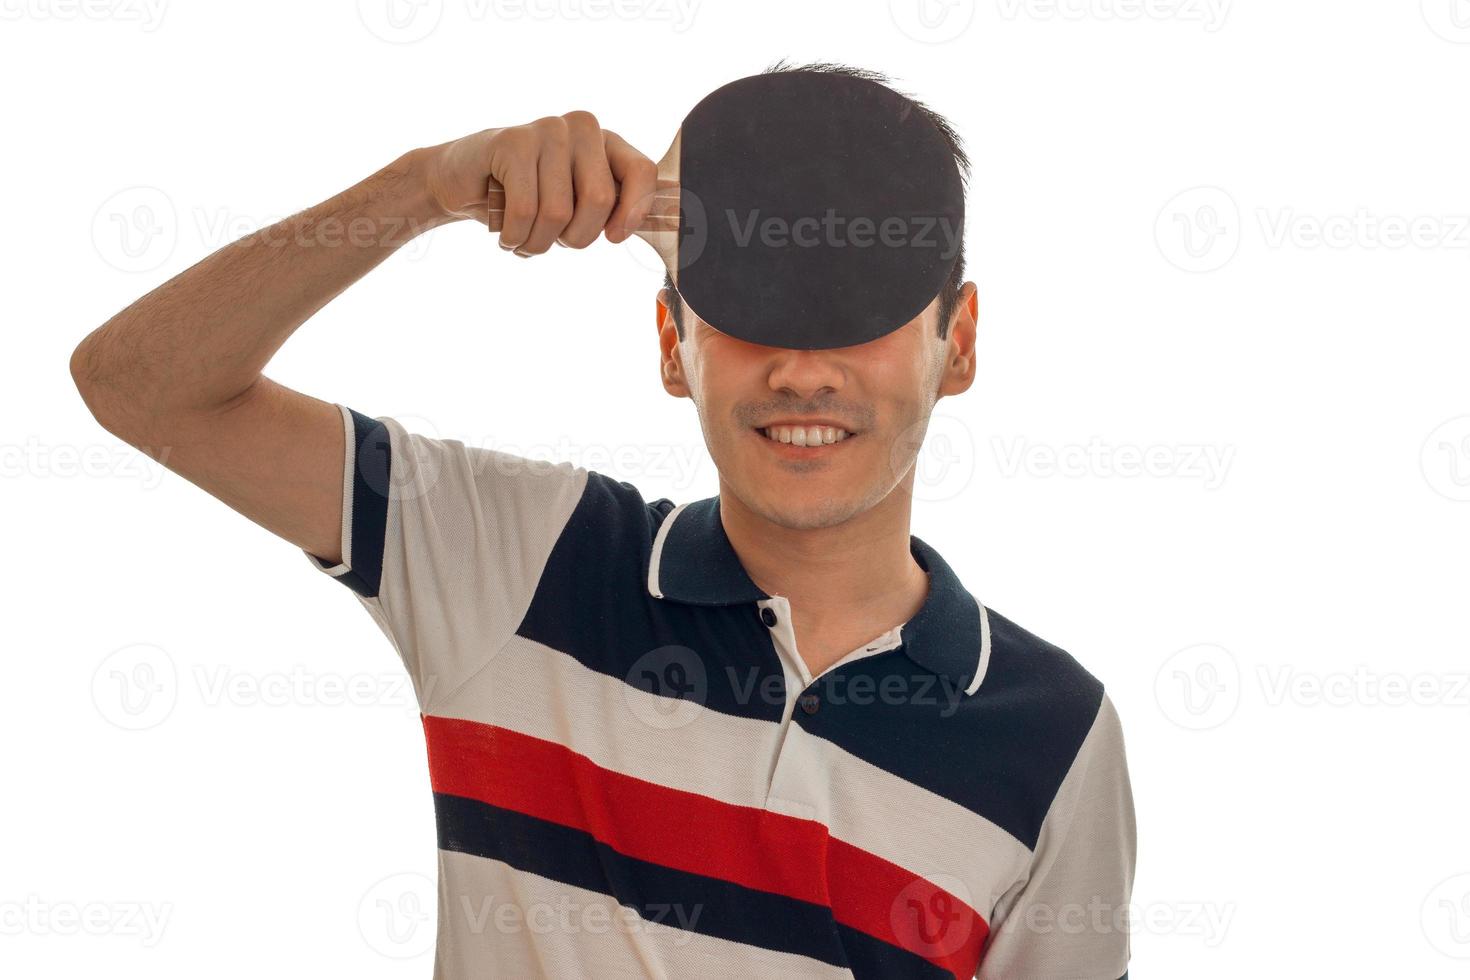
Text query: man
72 63 1134 979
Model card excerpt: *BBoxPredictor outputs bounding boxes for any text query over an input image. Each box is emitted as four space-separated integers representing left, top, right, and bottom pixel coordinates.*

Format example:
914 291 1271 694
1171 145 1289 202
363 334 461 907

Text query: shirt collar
645 495 991 696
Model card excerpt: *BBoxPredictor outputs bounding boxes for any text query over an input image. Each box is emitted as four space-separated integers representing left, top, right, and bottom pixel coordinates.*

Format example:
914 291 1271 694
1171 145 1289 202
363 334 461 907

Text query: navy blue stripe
432 791 948 976
517 470 1107 851
336 407 390 598
516 472 789 723
835 921 957 980
791 608 1104 851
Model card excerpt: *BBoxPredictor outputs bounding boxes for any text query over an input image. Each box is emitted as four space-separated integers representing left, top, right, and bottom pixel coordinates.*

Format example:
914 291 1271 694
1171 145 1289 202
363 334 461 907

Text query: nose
765 348 845 401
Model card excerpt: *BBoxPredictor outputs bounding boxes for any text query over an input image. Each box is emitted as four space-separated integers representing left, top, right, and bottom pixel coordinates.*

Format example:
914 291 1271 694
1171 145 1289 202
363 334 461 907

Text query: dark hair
662 59 971 344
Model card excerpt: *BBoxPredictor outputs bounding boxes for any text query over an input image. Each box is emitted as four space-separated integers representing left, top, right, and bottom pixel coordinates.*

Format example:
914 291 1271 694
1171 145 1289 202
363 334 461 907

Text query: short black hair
662 59 971 344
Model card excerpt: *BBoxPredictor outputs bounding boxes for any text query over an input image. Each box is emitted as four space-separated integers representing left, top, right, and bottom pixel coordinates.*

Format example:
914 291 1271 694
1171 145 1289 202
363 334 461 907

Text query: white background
5 1 1470 976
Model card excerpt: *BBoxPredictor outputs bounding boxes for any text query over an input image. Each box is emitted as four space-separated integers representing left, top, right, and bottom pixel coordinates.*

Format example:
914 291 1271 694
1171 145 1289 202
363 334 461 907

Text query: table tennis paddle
481 70 966 351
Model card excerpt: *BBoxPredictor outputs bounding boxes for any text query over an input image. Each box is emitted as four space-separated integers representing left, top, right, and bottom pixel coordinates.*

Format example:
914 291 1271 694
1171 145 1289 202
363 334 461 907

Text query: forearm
71 147 458 439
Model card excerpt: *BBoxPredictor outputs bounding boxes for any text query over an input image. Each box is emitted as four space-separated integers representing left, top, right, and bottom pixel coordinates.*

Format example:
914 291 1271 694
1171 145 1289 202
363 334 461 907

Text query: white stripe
434 635 1031 915
645 500 691 599
966 600 992 696
433 850 855 979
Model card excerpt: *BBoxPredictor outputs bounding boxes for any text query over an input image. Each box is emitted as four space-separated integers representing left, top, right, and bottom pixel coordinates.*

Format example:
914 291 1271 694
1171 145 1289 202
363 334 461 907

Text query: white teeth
760 425 851 446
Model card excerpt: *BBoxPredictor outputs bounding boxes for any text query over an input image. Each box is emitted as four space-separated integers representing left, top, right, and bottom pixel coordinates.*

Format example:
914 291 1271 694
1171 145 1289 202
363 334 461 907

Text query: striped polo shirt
304 405 1136 979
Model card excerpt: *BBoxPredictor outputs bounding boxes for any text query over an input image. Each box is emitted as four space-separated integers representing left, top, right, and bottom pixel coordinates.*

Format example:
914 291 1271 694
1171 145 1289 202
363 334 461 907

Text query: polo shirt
303 404 1136 979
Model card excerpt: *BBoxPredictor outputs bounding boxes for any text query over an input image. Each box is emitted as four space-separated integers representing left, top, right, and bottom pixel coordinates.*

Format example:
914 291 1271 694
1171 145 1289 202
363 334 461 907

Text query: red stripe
422 713 987 977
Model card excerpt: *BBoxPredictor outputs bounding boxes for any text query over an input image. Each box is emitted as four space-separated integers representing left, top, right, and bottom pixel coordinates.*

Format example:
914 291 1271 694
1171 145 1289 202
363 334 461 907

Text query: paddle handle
479 177 680 235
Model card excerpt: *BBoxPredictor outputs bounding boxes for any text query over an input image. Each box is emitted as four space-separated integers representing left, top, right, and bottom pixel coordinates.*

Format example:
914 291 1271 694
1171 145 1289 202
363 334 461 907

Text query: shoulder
981 605 1110 723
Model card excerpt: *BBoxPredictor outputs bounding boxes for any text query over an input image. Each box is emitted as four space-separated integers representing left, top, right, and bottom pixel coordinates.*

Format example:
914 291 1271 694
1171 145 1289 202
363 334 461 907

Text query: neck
716 481 930 670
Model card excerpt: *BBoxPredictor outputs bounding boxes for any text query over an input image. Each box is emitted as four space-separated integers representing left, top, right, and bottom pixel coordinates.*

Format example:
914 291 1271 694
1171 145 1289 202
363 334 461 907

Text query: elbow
70 333 128 438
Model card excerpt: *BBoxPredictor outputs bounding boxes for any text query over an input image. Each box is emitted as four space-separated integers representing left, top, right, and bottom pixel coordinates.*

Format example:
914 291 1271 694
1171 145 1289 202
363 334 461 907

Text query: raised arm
69 114 657 566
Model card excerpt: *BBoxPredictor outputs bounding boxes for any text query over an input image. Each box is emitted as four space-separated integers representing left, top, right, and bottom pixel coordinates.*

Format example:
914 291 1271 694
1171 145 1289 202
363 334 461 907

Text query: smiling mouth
752 424 858 450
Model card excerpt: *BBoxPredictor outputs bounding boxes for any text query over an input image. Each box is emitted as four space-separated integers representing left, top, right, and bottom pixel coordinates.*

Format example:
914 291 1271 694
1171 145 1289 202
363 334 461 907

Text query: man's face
656 285 978 530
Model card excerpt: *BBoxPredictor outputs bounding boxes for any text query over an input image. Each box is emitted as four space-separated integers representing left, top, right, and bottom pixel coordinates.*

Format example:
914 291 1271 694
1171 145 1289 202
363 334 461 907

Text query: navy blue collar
645 495 991 695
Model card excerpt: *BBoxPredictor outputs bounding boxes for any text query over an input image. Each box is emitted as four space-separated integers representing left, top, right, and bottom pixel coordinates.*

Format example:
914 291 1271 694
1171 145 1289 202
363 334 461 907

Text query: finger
558 112 617 249
494 143 539 253
602 130 658 245
520 124 575 256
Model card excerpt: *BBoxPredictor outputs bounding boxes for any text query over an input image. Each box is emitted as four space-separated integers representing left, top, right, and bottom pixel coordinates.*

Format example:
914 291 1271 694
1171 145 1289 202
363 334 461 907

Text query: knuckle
541 202 574 225
582 185 616 211
562 109 599 128
505 201 537 223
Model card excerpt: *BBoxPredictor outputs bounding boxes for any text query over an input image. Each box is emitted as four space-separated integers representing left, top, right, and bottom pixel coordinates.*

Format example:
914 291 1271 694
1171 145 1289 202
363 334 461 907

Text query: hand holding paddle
418 112 675 255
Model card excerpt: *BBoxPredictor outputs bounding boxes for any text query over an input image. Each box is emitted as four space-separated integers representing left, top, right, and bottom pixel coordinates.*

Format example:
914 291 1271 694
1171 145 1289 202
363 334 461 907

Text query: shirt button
760 607 778 628
799 692 820 715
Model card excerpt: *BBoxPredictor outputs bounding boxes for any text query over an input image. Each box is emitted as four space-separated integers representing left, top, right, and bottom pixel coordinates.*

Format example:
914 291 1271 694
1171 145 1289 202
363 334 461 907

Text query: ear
938 281 979 398
656 288 691 398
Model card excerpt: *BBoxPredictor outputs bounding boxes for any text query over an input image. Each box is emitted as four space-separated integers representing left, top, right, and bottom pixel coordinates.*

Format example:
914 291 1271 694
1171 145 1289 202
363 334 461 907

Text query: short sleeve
977 691 1136 980
304 404 590 712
